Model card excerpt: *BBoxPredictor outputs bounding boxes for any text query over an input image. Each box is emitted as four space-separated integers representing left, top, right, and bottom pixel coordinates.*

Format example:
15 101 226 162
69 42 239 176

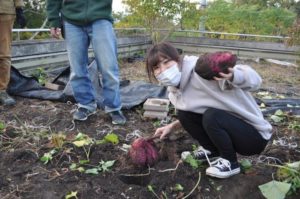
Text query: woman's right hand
154 120 181 139
154 124 173 139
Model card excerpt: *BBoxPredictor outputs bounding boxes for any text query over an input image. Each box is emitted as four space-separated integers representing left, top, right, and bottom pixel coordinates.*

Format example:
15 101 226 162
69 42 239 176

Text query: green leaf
75 132 84 140
259 180 291 199
147 185 154 192
40 149 57 164
270 115 284 123
77 167 85 173
184 154 200 169
0 121 5 132
99 160 115 172
73 139 92 147
274 110 284 116
96 133 119 145
65 191 78 199
79 159 89 165
40 154 51 164
69 163 77 170
85 168 99 175
240 159 252 170
174 183 184 191
286 161 300 169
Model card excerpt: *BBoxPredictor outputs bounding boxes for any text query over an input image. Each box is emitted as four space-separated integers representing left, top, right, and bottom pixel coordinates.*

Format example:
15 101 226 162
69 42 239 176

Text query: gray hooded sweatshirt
168 55 272 140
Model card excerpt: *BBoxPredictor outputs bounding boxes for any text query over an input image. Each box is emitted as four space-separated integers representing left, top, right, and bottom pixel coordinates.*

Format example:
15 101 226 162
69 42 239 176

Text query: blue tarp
8 60 167 109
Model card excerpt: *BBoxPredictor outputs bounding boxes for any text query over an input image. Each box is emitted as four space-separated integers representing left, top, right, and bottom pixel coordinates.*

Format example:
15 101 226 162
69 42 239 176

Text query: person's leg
202 108 268 162
64 21 97 120
0 14 16 105
202 108 268 178
64 21 96 111
90 19 126 124
177 110 219 155
90 19 121 112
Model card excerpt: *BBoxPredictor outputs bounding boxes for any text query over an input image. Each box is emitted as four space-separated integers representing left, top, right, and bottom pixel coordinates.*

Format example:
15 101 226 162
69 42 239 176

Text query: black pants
177 108 269 162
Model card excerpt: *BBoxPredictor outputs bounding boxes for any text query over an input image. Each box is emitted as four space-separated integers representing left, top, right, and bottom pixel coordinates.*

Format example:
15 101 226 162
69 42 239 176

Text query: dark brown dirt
0 59 299 199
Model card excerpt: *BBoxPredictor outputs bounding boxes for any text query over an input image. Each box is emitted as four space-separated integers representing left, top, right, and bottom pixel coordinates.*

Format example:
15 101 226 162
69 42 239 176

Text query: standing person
146 42 272 179
46 0 126 124
0 0 26 106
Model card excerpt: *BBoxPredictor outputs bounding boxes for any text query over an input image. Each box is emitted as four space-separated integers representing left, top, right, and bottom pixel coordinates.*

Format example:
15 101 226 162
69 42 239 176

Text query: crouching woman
146 42 272 179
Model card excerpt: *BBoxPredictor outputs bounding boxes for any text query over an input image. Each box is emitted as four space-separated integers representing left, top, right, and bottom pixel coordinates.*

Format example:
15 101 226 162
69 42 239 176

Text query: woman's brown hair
146 42 180 81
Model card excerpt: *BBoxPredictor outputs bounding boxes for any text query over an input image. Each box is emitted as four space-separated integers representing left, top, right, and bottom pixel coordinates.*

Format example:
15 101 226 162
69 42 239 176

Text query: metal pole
199 0 207 37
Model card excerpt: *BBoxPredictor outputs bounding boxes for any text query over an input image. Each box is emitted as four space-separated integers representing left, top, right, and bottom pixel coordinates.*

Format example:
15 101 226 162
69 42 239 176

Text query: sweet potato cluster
128 137 158 167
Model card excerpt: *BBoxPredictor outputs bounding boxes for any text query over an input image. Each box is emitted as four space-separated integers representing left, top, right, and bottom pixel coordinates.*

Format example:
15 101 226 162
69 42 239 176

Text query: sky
112 0 127 13
112 0 212 13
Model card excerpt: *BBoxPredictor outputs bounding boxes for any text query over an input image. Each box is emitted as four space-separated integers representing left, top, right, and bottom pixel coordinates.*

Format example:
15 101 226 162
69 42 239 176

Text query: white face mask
156 63 181 86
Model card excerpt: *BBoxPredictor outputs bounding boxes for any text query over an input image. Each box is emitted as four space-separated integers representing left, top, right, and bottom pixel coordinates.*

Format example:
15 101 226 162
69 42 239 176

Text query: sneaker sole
206 168 241 179
73 110 97 121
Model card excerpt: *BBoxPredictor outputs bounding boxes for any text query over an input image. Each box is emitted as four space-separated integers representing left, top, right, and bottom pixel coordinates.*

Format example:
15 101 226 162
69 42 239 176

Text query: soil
0 58 300 199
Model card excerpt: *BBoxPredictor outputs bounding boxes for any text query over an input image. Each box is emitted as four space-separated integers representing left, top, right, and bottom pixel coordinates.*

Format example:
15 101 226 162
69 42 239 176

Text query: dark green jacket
46 0 113 27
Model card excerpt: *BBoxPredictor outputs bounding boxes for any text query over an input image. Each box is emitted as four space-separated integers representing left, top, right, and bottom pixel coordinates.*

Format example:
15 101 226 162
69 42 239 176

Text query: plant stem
158 160 182 172
182 172 201 199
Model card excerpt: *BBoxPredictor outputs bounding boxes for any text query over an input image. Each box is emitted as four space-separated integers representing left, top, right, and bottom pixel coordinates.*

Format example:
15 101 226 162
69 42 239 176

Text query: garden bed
0 59 299 199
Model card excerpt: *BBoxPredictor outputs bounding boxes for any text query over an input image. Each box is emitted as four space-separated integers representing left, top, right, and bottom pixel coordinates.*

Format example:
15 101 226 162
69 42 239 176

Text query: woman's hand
153 120 181 139
154 125 173 140
214 68 234 81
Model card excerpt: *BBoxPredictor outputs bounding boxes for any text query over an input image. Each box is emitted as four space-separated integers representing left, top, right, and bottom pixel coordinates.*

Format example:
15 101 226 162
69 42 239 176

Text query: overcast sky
112 0 211 13
112 0 126 13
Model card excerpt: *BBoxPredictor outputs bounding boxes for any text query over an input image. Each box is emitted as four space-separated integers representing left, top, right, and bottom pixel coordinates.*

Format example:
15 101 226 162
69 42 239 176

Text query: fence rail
11 29 299 72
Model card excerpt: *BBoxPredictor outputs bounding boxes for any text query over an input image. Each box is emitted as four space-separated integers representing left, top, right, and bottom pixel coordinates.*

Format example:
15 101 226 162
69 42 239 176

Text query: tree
116 0 205 42
204 0 295 39
286 2 300 46
232 0 297 9
23 0 47 28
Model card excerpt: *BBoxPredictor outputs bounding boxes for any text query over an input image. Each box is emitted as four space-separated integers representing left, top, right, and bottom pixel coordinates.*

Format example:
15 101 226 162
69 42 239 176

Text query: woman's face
153 58 178 77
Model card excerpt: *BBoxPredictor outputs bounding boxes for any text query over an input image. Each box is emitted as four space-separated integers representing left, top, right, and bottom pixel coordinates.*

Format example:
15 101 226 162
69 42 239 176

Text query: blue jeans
64 20 121 112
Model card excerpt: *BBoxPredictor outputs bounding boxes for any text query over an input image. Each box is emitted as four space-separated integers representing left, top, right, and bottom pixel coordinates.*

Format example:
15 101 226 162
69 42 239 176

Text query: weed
96 133 119 145
65 191 78 199
173 183 184 191
240 159 252 172
288 121 300 132
40 149 57 164
270 109 287 123
147 185 161 199
183 154 202 169
0 121 5 132
275 161 300 194
32 67 47 85
50 133 66 148
84 160 116 175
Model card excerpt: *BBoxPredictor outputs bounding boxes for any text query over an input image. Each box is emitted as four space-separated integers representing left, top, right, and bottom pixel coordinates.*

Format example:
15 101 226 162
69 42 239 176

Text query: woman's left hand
213 68 234 81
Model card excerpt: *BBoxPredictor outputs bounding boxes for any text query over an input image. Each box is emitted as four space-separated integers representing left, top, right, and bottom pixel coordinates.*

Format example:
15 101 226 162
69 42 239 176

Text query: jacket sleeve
46 0 62 28
229 64 262 91
14 0 25 8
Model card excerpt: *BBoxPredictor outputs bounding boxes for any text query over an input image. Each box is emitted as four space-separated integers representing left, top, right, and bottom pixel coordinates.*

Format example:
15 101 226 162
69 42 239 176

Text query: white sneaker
206 158 240 178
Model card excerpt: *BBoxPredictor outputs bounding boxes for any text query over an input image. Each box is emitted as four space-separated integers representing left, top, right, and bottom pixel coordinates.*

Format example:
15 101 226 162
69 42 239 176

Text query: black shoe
109 111 126 125
206 158 240 178
0 91 16 106
73 107 96 121
181 146 219 162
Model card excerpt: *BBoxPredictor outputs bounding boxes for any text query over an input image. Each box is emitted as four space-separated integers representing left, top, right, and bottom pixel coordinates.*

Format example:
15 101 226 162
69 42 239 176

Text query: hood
179 55 199 90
